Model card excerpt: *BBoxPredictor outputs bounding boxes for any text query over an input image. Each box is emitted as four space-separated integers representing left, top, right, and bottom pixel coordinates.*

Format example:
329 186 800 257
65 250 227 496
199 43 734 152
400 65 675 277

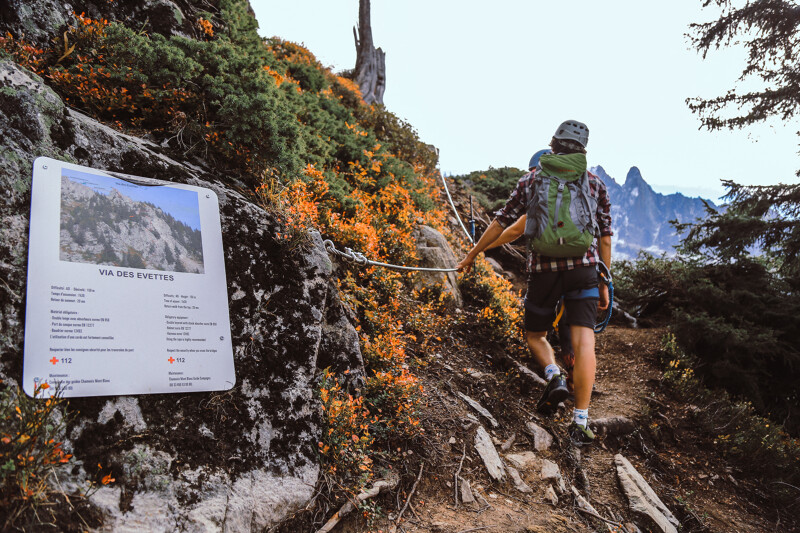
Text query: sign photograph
23 158 235 397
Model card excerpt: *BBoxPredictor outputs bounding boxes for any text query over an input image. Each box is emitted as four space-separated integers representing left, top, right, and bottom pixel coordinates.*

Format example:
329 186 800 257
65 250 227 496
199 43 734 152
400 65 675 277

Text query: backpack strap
579 172 599 235
553 178 565 231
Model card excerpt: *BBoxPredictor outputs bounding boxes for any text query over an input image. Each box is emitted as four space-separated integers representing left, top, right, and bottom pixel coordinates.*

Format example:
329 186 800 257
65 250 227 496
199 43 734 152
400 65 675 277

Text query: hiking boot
568 422 595 446
536 374 569 414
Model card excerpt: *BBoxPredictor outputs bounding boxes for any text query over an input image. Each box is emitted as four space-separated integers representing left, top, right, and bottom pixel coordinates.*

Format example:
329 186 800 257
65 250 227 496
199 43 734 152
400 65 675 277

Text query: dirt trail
338 324 788 533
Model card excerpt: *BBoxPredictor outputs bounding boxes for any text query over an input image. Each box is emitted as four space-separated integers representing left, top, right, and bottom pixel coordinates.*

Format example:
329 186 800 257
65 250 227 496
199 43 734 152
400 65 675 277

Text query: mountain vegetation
0 0 520 526
612 0 800 499
1 0 799 530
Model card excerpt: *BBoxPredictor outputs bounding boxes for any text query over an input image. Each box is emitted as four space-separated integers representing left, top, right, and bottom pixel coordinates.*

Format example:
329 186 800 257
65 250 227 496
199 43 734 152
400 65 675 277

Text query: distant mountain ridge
591 165 716 259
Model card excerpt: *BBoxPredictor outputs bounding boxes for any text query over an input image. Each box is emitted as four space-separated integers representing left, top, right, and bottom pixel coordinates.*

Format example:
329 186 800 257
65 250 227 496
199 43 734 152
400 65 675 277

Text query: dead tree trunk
353 0 385 105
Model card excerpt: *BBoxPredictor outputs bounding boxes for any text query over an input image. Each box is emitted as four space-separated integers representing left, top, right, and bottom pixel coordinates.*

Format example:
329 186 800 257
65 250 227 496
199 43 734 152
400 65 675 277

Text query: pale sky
251 0 800 201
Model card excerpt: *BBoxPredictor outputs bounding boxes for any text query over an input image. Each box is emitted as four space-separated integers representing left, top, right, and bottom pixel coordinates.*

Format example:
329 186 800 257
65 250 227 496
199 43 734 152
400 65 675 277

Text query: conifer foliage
688 0 800 143
616 0 800 436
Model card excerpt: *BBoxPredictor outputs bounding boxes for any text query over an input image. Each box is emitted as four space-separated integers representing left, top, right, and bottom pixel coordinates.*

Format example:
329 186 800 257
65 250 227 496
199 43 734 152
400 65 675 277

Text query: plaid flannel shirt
494 169 613 273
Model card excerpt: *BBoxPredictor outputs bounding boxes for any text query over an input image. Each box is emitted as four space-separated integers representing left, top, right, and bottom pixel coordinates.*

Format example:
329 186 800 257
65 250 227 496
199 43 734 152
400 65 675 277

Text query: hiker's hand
457 256 474 274
598 284 609 311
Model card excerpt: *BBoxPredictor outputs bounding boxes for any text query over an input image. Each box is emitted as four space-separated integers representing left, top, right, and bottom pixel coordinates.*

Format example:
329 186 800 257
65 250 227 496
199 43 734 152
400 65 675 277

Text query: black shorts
523 266 599 332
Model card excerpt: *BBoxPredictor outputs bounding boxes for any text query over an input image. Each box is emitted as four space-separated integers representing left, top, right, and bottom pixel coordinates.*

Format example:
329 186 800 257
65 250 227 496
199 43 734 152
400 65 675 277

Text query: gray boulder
412 225 462 307
0 60 364 531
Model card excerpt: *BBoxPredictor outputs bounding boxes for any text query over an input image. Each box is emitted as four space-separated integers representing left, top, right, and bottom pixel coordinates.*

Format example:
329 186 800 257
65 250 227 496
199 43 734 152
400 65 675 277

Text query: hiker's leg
526 330 555 369
569 325 595 410
562 266 600 411
557 307 576 392
524 271 561 374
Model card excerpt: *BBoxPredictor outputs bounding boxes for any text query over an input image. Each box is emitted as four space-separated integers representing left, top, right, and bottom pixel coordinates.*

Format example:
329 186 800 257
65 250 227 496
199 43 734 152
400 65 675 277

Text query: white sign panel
23 157 235 397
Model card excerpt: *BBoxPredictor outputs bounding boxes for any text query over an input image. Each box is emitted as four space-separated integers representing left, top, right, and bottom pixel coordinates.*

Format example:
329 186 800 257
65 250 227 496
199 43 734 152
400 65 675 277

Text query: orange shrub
317 369 373 489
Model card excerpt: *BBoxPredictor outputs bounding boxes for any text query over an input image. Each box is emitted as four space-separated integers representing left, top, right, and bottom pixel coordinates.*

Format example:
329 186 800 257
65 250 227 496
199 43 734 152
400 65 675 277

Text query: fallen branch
315 474 399 533
493 488 535 509
643 396 668 410
393 463 424 531
770 481 800 493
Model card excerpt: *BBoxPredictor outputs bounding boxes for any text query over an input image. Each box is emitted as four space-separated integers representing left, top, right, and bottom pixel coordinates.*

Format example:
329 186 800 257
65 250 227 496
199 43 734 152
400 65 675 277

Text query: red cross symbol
168 357 175 364
50 357 58 365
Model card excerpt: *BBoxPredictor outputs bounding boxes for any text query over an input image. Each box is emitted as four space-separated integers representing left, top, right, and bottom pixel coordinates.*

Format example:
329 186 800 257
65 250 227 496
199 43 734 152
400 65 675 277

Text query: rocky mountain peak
623 166 649 189
589 165 717 259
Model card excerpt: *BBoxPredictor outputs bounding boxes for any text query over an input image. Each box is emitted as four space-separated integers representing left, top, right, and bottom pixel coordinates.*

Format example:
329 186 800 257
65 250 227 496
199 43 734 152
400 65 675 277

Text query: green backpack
524 153 598 258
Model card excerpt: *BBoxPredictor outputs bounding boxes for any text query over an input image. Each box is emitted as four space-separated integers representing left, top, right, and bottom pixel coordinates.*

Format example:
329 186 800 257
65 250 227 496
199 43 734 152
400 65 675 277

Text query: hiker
457 120 612 444
484 150 577 392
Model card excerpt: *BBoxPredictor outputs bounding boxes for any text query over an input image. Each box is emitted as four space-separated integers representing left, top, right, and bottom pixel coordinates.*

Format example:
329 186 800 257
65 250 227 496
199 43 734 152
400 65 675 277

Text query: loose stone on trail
504 451 537 471
461 414 480 430
571 485 617 533
544 485 558 506
474 425 505 482
541 458 566 494
458 392 499 428
500 432 517 452
615 454 680 533
507 465 533 493
524 421 553 451
458 476 475 504
591 416 636 437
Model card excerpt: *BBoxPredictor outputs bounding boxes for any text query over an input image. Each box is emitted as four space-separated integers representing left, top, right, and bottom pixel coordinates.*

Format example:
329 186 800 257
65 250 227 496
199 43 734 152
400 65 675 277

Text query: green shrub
617 253 800 434
659 334 800 504
452 166 525 211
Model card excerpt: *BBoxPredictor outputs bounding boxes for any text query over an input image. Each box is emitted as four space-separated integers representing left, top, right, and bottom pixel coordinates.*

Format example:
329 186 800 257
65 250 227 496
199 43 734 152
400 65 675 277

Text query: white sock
544 364 560 382
573 408 589 427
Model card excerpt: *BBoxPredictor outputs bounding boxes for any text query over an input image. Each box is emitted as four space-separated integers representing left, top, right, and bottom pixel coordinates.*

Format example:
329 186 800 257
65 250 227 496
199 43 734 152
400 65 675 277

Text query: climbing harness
552 300 565 331
322 240 458 273
548 261 613 334
594 261 614 333
439 172 474 244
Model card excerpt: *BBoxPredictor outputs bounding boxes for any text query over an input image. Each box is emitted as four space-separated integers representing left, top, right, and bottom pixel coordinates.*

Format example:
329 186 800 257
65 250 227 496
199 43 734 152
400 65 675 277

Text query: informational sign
23 157 235 397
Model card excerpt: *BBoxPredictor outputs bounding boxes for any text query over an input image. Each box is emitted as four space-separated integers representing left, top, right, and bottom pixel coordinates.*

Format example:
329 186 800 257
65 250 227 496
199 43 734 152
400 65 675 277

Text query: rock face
0 60 365 531
0 0 215 47
615 454 680 533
